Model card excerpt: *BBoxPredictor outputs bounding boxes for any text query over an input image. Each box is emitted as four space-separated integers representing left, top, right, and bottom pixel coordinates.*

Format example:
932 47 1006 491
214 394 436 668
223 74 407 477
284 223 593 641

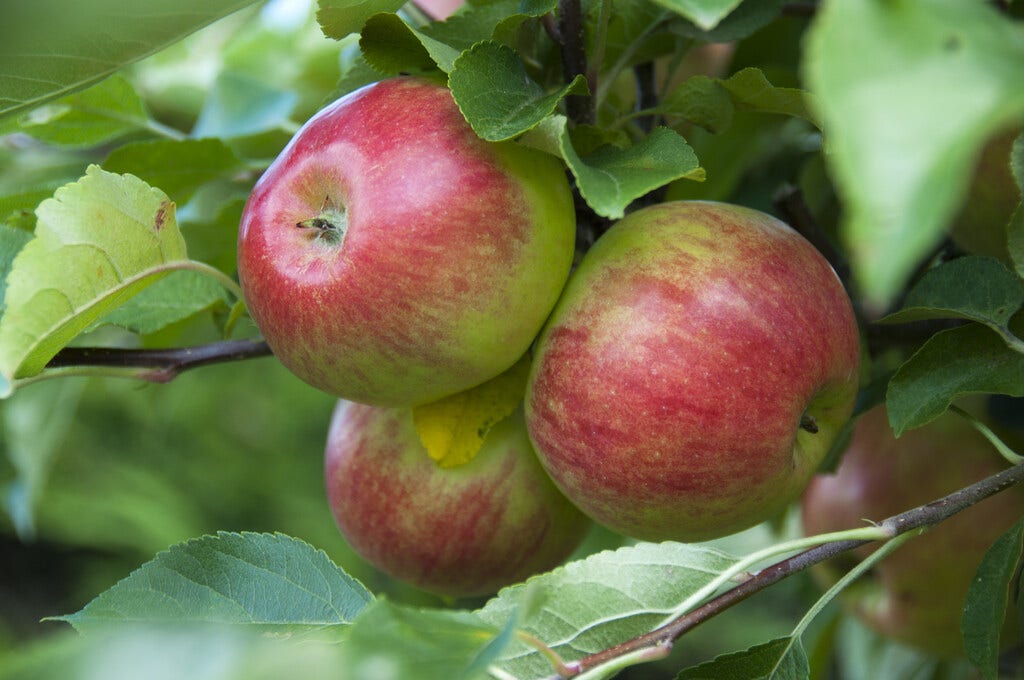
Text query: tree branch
44 339 273 383
556 0 593 125
552 461 1024 678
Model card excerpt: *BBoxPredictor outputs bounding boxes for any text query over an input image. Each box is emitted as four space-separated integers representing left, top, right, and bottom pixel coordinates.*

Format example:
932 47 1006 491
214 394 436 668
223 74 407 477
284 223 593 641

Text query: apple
525 200 861 542
323 401 590 597
237 77 576 407
801 404 1024 657
950 128 1022 261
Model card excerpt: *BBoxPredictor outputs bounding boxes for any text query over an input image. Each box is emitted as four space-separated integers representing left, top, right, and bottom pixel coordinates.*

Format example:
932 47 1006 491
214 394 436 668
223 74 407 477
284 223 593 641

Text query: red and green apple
324 401 590 597
238 77 576 407
526 200 861 542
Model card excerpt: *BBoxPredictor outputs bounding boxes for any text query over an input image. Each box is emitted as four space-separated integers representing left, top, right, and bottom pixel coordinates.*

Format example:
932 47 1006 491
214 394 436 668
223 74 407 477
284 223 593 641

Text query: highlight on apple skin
802 404 1024 657
526 200 861 543
324 401 591 597
237 76 576 407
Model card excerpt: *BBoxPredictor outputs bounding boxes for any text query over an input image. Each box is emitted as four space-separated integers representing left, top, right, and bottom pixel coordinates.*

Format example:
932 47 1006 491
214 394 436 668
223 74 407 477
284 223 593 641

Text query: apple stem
296 199 348 246
800 414 819 433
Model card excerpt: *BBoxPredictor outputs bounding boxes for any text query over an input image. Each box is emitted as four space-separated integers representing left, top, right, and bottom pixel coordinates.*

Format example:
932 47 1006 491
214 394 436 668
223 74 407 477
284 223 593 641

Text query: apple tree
1 1 1024 679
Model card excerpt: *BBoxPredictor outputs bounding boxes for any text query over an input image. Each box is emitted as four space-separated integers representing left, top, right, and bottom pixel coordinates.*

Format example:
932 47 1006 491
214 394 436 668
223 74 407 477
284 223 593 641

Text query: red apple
526 201 861 542
237 77 576 407
324 401 590 597
802 404 1024 657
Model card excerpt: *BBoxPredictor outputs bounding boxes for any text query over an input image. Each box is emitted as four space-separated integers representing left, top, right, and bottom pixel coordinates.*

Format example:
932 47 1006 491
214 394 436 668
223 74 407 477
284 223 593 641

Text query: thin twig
556 0 593 125
44 339 273 382
551 461 1024 678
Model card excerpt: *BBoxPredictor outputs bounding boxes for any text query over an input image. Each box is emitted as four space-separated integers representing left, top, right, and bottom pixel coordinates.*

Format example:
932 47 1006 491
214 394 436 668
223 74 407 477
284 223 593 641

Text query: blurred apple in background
950 129 1022 262
802 404 1024 657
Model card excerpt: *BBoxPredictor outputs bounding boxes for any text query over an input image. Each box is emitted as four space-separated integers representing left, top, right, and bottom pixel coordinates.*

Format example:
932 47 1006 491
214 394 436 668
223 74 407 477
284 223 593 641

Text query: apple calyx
800 414 819 434
296 198 347 247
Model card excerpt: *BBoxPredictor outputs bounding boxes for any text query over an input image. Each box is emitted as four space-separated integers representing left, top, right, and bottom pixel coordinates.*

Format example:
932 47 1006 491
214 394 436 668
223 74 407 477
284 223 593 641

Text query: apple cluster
237 77 862 596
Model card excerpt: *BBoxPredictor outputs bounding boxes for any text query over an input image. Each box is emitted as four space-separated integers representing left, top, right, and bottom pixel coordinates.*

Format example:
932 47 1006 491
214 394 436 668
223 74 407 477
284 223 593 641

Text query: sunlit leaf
478 541 736 679
0 166 189 391
56 532 373 633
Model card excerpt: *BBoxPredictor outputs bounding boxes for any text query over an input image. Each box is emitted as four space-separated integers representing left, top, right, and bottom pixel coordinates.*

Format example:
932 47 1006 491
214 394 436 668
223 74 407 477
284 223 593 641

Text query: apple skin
323 401 590 597
950 129 1022 261
525 201 861 542
238 77 576 407
802 405 1024 657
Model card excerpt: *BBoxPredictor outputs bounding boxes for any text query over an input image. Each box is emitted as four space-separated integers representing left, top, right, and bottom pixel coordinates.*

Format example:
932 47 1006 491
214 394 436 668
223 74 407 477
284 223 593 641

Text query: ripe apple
801 404 1024 657
323 401 590 597
525 200 861 542
237 77 576 407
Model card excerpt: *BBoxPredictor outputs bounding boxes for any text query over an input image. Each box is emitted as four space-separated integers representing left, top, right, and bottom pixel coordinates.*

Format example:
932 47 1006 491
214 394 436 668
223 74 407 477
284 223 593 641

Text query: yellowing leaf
0 165 189 392
413 355 531 468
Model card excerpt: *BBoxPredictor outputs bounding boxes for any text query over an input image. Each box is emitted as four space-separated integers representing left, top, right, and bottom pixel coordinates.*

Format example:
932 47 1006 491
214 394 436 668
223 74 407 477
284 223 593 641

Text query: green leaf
805 0 1024 308
11 75 153 148
659 68 818 134
360 13 460 75
648 0 742 31
0 223 33 316
886 322 1024 435
1008 134 1024 278
477 541 737 679
881 257 1024 328
677 637 810 680
0 0 258 120
2 379 84 539
0 626 351 680
449 42 588 142
192 71 299 139
720 68 819 127
672 0 784 43
55 532 373 633
346 599 508 680
427 0 557 47
316 0 407 40
102 138 245 205
95 269 232 336
553 117 704 219
963 517 1024 679
0 166 189 388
